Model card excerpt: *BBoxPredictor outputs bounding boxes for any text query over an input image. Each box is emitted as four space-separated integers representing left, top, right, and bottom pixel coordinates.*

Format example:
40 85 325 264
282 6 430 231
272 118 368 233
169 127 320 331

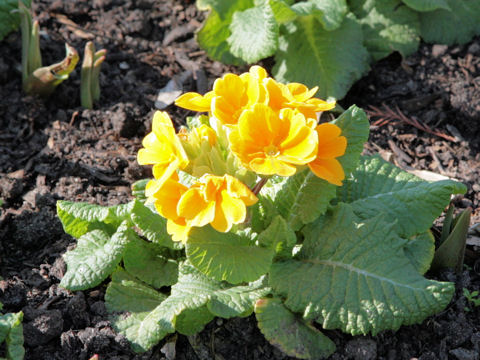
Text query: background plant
0 0 30 41
195 0 480 99
18 1 78 96
0 299 24 360
80 41 107 109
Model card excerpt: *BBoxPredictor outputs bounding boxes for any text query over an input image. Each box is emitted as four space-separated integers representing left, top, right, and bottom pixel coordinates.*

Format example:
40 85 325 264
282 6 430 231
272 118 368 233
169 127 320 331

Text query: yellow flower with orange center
308 123 347 186
137 111 189 197
175 66 268 126
148 174 258 242
265 78 336 119
229 104 318 177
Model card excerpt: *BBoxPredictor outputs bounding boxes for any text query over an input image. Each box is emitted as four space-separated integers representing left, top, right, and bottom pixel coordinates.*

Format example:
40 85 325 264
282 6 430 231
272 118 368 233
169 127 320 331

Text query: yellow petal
177 188 215 227
137 146 172 165
167 218 191 243
249 65 268 80
316 123 347 158
151 176 187 220
308 158 345 186
306 98 336 112
225 175 258 206
221 190 246 225
175 92 214 112
287 83 318 102
249 157 297 176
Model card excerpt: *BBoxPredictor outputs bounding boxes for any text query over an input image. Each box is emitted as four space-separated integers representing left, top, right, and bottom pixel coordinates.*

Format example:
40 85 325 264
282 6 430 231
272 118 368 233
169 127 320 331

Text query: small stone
432 44 448 57
468 43 480 55
449 348 479 360
23 309 64 346
345 338 377 360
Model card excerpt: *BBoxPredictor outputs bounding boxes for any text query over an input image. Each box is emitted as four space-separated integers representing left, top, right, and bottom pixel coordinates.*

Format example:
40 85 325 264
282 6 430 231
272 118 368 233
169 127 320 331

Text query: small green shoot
463 288 480 312
432 205 471 273
80 41 107 109
18 0 79 97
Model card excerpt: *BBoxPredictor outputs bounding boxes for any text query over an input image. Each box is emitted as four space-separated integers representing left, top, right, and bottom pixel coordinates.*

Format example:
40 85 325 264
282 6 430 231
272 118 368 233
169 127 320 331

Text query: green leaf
0 312 24 360
269 0 297 24
331 105 370 176
207 276 271 318
131 179 149 202
175 306 214 336
114 261 269 352
0 0 31 41
186 226 274 284
291 0 348 31
197 0 254 65
130 200 182 250
257 215 296 259
105 268 166 313
432 208 471 273
113 304 175 353
419 0 480 45
60 221 132 291
227 4 279 63
56 200 134 238
255 298 335 359
349 0 420 61
267 171 337 231
271 204 455 335
336 155 467 237
404 231 435 275
123 237 178 288
273 14 370 99
402 0 451 11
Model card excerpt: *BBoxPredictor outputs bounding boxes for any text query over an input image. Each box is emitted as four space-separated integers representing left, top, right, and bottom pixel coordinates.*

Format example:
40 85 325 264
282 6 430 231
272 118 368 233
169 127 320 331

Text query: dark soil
0 1 479 359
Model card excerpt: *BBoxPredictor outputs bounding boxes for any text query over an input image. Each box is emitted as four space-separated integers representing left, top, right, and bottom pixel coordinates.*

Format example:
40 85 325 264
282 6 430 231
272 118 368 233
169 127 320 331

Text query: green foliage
418 0 480 45
56 105 467 358
271 204 454 335
0 0 30 41
463 288 480 311
273 14 369 98
186 225 275 284
255 297 336 359
432 207 471 273
0 311 24 360
195 0 480 99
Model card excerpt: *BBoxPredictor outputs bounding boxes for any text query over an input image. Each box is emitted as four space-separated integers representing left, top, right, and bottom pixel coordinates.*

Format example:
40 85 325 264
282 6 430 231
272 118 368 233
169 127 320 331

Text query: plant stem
252 177 268 195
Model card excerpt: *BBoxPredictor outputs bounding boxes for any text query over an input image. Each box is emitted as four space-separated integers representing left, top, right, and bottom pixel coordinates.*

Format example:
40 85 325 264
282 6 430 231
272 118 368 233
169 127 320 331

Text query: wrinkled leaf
186 226 274 284
273 14 370 99
271 204 454 335
256 298 335 359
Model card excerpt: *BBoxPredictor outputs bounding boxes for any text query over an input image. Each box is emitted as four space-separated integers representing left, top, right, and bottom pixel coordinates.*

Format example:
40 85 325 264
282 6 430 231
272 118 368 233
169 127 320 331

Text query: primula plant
57 66 467 358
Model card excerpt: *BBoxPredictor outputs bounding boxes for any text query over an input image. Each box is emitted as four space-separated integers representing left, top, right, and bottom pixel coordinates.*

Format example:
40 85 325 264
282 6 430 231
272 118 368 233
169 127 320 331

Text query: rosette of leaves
57 105 467 359
195 0 480 99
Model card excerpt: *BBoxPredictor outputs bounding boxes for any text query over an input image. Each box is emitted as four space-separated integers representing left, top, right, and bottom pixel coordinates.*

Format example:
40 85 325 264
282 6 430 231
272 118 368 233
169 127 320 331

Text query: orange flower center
264 145 280 157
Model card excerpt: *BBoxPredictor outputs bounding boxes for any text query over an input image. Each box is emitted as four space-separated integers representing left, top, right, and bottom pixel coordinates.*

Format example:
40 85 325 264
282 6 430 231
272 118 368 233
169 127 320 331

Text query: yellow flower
265 78 336 119
229 104 318 176
175 67 268 126
177 174 258 233
147 173 192 243
308 123 347 186
148 174 258 242
137 111 189 197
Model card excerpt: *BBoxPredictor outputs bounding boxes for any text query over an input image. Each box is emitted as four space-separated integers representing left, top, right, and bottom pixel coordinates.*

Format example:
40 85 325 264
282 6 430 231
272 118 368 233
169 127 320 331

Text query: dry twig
366 104 457 142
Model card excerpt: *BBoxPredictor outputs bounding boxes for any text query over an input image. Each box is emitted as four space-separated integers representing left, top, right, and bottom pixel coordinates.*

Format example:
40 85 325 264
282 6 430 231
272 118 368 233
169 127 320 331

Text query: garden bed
0 0 479 359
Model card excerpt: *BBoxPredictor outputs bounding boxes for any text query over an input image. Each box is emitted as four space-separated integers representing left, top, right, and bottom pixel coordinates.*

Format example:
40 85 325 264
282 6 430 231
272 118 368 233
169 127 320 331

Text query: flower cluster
138 66 347 242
